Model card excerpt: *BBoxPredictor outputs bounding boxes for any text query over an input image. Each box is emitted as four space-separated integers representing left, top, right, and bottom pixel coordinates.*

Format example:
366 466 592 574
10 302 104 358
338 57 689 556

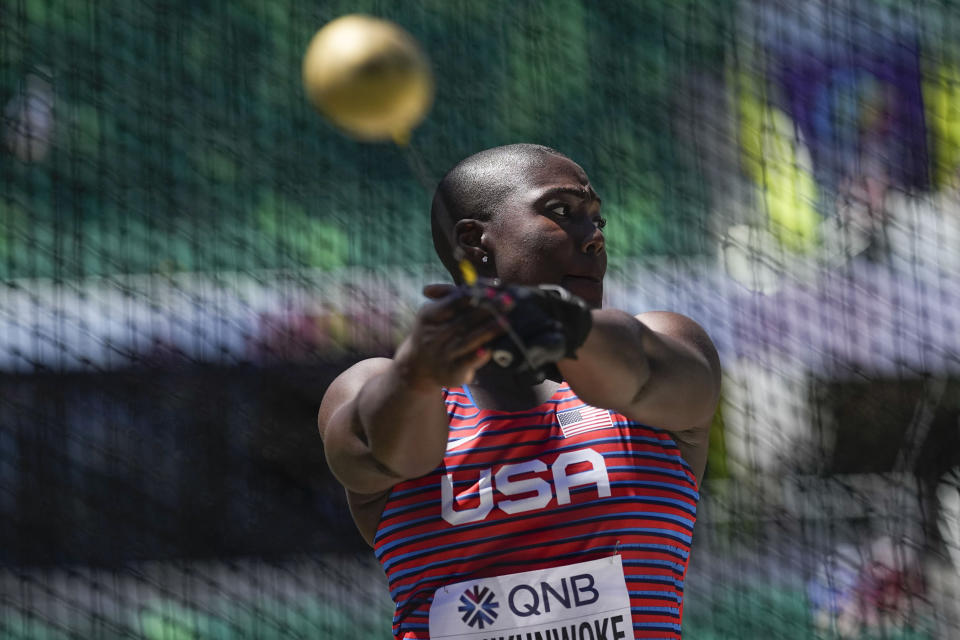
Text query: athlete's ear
453 219 488 266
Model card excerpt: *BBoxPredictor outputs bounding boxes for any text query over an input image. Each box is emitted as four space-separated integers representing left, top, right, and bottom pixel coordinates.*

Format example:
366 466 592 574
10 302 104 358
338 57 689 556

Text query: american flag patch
556 405 613 437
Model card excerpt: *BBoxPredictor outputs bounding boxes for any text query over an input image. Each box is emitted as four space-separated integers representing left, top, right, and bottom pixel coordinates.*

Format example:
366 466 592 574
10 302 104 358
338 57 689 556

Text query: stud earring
481 255 489 264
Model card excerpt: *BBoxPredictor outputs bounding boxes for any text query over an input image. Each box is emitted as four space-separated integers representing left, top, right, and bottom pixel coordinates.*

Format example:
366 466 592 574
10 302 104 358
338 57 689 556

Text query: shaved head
431 144 567 282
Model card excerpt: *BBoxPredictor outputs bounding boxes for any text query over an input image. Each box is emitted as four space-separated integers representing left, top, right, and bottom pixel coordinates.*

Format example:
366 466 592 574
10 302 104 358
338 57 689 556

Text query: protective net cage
1 0 959 638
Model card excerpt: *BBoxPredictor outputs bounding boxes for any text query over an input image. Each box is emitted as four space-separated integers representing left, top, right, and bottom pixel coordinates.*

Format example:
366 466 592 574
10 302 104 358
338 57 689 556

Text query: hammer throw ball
302 14 434 144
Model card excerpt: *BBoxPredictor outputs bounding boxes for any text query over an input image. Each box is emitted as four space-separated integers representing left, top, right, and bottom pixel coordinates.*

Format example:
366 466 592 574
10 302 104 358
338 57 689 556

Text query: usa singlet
373 384 699 640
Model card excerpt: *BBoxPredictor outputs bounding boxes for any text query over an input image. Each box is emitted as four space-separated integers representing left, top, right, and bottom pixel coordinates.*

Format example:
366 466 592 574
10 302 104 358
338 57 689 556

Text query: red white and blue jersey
373 384 699 639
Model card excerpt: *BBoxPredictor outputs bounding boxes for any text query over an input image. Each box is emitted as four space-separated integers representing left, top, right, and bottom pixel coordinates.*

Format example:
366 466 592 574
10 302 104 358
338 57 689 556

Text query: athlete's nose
581 224 605 255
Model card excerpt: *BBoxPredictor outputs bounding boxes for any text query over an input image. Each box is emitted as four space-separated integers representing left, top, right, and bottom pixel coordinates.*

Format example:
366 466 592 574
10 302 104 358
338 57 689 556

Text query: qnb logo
508 573 598 617
441 448 611 526
458 585 499 629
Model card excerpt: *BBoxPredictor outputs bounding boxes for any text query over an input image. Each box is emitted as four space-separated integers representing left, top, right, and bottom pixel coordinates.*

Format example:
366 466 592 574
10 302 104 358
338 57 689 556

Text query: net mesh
2 0 959 638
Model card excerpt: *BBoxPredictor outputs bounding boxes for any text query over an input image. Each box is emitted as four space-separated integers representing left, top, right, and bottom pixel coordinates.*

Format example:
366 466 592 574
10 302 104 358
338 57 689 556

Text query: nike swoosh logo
446 429 485 452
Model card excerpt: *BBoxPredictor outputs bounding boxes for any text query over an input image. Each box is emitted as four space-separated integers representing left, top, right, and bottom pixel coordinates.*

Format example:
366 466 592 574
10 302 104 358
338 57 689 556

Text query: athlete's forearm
557 308 652 413
558 308 719 429
354 350 451 481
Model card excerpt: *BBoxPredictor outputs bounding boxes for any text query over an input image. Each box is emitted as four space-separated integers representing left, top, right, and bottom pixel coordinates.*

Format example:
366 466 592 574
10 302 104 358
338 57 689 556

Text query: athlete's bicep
670 423 711 487
346 488 393 547
627 311 718 483
318 357 404 495
631 311 721 427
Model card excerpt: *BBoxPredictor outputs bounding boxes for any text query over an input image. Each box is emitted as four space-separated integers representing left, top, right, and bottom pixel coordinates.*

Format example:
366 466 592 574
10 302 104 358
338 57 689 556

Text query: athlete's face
484 154 606 308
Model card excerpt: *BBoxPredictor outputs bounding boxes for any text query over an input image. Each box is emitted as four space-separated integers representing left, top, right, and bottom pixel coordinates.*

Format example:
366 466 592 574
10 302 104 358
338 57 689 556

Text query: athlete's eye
548 203 570 217
595 216 607 229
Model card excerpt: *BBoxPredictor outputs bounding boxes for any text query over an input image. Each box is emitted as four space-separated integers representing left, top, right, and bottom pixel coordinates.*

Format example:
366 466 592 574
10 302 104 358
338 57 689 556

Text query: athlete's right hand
393 283 512 389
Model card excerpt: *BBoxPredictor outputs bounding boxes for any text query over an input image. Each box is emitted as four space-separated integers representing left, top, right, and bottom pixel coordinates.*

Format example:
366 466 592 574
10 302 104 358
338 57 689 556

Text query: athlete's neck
465 373 561 412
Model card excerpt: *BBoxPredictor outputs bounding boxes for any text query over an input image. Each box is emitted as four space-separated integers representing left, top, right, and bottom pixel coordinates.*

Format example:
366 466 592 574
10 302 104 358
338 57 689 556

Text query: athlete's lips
560 274 603 306
562 274 603 286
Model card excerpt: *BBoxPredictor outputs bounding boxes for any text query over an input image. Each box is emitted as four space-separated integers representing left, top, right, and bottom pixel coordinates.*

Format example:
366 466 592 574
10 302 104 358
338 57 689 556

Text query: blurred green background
1 0 731 280
3 1 960 639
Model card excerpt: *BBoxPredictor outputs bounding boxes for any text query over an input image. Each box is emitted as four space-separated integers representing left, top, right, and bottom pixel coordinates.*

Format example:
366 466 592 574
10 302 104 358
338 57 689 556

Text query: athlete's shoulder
331 357 393 393
635 311 720 378
318 357 392 438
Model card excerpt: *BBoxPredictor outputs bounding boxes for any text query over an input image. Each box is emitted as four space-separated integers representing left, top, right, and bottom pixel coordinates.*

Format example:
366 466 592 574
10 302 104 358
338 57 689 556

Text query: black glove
464 280 593 384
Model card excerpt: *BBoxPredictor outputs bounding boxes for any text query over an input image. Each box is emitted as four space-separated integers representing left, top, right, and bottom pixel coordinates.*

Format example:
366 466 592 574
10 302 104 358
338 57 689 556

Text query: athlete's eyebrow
535 186 602 208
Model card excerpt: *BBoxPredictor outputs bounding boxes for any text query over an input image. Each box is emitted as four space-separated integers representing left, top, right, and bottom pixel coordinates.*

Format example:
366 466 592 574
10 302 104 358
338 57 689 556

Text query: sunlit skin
317 148 720 546
431 153 608 409
476 154 608 309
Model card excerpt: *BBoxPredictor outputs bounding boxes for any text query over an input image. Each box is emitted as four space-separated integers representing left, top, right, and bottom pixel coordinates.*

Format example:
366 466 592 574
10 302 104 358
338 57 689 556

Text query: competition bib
428 556 634 640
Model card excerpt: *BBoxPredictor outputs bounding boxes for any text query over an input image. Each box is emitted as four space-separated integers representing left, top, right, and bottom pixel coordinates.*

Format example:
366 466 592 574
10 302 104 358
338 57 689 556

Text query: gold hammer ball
302 14 434 144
